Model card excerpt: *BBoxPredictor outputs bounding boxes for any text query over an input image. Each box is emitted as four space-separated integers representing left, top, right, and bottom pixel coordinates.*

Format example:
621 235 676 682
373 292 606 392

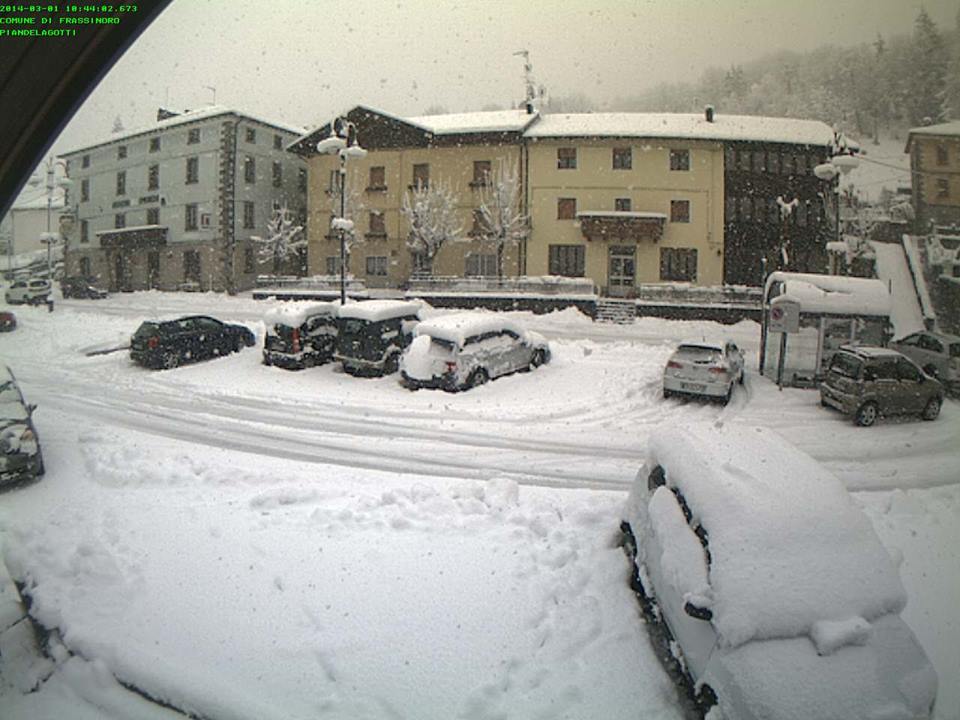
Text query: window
116 170 126 195
244 156 256 183
613 147 632 170
767 152 780 174
365 256 388 276
795 200 807 227
246 127 256 143
918 335 944 354
781 153 794 175
274 134 283 150
937 178 950 199
81 178 89 202
465 253 497 277
548 244 585 277
472 160 491 186
148 164 159 190
272 161 282 188
186 156 199 184
325 256 339 275
752 151 765 173
368 165 385 190
794 154 807 174
117 145 127 160
669 149 690 171
557 197 577 219
188 128 201 145
79 256 91 275
185 203 198 230
412 163 429 189
149 137 161 153
935 144 948 166
615 198 631 212
660 248 698 281
557 147 577 169
147 207 159 225
244 247 255 273
80 219 88 243
81 154 90 168
115 213 125 229
243 201 255 229
368 211 386 236
725 196 737 222
298 167 307 192
183 250 201 281
740 196 753 221
670 200 690 223
736 149 750 172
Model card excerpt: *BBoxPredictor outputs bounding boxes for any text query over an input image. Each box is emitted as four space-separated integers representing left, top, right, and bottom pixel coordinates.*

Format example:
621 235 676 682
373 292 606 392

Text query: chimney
157 108 180 122
705 105 715 123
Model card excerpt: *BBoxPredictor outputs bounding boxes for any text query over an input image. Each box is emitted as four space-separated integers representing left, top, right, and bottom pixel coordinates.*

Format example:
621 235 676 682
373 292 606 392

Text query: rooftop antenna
205 85 216 106
513 49 538 114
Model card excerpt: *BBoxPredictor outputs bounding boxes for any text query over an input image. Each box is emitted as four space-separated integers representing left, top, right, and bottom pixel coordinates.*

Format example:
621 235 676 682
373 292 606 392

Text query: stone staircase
595 297 637 323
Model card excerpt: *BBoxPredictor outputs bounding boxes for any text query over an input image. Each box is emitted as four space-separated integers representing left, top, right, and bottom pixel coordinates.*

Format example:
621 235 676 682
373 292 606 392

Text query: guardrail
404 275 597 296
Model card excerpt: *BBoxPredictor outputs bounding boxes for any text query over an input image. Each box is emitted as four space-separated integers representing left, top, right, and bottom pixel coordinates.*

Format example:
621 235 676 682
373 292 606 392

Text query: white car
662 339 744 404
621 423 938 720
400 312 550 391
4 278 51 305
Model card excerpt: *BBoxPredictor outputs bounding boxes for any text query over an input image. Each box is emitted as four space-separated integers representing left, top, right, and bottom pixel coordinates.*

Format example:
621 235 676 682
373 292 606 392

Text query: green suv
819 346 944 426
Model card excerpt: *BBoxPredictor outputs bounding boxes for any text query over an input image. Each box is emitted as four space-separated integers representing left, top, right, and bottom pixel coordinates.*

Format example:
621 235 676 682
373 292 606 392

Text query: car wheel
530 349 547 369
244 330 256 347
161 351 180 370
921 397 941 421
35 451 45 477
738 369 745 385
663 388 673 400
384 353 400 375
855 402 879 427
468 368 489 389
302 355 315 369
722 384 733 406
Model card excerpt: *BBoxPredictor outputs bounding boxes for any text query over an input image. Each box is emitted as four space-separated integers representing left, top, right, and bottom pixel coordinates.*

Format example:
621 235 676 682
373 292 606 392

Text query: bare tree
477 160 529 280
401 178 463 275
251 203 304 276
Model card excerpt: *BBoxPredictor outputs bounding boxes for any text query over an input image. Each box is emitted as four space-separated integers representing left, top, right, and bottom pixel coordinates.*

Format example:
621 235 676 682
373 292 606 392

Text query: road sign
769 299 800 334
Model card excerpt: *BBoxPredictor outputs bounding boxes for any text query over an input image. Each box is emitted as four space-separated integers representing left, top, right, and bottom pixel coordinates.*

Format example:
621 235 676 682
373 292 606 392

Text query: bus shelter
760 272 892 386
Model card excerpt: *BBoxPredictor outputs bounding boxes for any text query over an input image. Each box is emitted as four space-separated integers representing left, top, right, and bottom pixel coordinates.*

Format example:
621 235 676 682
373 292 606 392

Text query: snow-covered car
262 302 338 370
620 422 938 720
130 315 257 370
4 278 51 305
60 276 108 299
819 346 944 426
0 364 44 486
889 330 960 394
662 339 744 404
334 300 421 376
400 312 550 391
0 310 15 332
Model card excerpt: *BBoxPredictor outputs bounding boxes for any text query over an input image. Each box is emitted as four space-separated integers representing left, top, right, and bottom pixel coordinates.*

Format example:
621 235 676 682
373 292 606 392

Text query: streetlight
813 130 859 272
28 156 72 285
315 117 366 304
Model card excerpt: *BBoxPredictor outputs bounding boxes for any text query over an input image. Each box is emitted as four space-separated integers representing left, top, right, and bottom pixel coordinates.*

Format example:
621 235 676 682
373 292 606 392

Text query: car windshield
2 3 958 720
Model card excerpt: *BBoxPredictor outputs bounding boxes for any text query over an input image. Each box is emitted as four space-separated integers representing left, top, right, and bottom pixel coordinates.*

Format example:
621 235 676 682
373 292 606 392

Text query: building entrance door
608 245 636 297
113 253 130 292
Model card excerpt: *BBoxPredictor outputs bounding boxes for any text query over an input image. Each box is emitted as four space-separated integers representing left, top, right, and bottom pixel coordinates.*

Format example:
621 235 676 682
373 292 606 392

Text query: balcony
96 225 168 249
577 211 666 243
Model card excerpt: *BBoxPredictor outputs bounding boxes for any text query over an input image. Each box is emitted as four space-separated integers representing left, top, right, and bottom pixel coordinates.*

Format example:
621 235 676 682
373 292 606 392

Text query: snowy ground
0 292 957 719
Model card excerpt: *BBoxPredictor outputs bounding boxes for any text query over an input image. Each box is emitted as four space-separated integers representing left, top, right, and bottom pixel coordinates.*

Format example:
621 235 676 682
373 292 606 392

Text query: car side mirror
27 403 37 415
684 601 713 621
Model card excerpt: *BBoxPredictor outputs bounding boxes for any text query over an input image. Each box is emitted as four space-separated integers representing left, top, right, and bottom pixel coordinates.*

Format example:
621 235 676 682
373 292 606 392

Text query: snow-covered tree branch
401 178 463 274
477 160 529 280
251 204 304 276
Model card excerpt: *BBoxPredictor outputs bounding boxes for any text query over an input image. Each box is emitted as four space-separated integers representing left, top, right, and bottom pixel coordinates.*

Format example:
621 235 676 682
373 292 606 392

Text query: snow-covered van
621 422 938 720
400 312 550 391
334 300 421 376
262 302 338 370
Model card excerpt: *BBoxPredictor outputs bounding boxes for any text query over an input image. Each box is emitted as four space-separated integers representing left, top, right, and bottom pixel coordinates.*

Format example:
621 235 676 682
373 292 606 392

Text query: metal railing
405 275 597 296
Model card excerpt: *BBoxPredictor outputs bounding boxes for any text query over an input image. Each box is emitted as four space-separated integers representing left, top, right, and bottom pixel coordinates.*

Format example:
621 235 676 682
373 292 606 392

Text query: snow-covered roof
337 299 421 322
766 272 891 317
526 112 834 146
263 302 335 328
640 423 907 648
415 312 523 347
405 109 538 135
906 120 960 137
61 106 307 158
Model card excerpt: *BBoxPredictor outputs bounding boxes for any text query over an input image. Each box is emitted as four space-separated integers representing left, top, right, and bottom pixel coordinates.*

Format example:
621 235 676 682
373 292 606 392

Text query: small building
60 107 307 293
760 271 892 385
905 120 960 231
0 191 68 274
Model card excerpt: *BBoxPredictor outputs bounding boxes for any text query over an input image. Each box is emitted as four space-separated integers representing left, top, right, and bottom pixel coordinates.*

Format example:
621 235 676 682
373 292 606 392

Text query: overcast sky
46 0 960 159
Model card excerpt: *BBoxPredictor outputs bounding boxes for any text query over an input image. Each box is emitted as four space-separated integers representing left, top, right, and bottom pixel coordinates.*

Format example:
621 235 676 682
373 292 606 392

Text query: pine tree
906 8 949 126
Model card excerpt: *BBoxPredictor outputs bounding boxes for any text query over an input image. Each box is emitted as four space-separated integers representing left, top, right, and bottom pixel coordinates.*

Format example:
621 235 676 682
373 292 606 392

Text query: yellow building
906 121 960 230
289 106 536 288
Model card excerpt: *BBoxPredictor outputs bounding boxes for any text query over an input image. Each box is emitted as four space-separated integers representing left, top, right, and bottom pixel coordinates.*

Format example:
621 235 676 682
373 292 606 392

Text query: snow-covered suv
621 423 937 720
4 278 51 305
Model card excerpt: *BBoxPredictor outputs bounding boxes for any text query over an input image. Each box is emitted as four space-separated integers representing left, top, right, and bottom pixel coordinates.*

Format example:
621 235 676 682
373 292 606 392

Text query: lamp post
29 156 72 284
813 130 859 272
316 118 366 304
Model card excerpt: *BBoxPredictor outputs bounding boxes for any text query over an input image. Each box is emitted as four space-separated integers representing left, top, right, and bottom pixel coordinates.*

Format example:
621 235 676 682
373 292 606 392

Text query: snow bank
633 423 907 648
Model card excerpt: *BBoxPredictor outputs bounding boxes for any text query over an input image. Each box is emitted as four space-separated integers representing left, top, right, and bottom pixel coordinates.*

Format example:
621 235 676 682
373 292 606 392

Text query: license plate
681 382 705 392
